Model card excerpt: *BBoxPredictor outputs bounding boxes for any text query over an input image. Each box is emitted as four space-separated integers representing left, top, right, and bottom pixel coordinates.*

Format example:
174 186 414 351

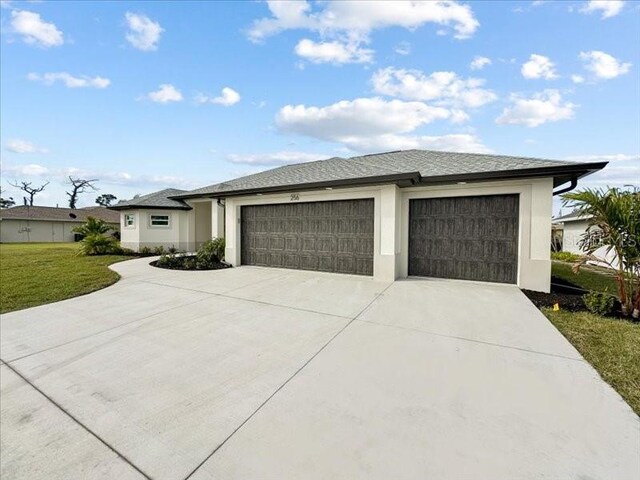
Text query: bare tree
67 176 99 209
8 180 49 206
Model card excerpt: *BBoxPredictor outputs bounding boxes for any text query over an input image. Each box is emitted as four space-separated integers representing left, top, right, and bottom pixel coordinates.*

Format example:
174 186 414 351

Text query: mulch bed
150 256 232 271
522 276 627 318
522 275 588 312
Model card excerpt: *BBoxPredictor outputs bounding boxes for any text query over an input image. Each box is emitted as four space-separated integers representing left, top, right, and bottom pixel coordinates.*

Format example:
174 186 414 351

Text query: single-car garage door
241 199 374 275
409 194 519 284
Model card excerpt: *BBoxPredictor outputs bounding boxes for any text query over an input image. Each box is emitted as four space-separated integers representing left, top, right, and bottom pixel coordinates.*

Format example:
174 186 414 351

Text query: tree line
0 176 118 209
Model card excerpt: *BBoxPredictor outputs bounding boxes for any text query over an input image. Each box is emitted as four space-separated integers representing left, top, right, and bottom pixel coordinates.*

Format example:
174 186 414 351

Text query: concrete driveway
1 258 638 480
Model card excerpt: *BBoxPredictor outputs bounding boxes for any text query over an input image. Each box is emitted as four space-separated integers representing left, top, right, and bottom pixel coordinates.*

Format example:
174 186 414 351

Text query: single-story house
0 205 120 243
552 210 619 268
111 149 606 292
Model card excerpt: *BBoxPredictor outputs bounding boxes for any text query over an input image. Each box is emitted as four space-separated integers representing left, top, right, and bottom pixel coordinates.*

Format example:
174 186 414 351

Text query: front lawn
0 243 130 314
551 260 618 293
544 308 640 416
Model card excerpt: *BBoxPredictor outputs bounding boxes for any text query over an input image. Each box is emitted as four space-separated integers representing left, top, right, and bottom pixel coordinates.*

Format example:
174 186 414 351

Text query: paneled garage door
241 199 374 275
409 194 519 284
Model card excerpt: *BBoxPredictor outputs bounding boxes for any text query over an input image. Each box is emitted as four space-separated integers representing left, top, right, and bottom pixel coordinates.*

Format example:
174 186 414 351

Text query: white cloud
394 41 411 56
5 139 48 154
195 87 241 106
371 67 497 110
294 38 373 64
579 50 631 79
145 84 183 103
580 0 624 18
571 74 585 84
564 153 640 189
521 54 558 80
343 133 492 154
27 72 111 89
470 56 491 70
227 151 326 166
496 90 576 127
2 163 49 176
247 0 479 42
564 153 639 163
10 9 64 47
276 97 451 142
274 97 492 153
125 12 163 51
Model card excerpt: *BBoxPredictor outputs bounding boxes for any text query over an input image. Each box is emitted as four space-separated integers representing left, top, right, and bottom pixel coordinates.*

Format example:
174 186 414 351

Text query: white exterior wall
0 219 117 243
560 219 619 269
120 209 192 251
224 177 554 292
562 219 589 254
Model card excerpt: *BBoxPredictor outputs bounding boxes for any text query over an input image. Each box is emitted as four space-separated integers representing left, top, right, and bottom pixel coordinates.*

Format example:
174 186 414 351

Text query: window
124 214 135 227
150 214 170 227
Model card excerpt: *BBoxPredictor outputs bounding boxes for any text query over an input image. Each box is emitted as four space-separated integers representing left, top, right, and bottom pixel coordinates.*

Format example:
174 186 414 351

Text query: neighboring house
0 206 120 243
111 149 606 292
552 210 591 255
552 210 619 268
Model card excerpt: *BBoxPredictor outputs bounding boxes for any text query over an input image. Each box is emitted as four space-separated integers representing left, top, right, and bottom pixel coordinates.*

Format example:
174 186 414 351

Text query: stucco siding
0 219 116 243
120 209 192 251
223 177 553 292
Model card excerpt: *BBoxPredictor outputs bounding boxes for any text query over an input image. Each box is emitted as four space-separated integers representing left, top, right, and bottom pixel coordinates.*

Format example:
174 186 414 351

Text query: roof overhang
170 172 422 199
169 161 607 200
414 162 608 188
108 205 192 211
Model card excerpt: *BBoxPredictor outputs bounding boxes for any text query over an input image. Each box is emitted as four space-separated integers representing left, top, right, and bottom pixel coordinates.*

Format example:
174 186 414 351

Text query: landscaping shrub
156 252 181 269
78 233 120 256
583 290 616 316
551 251 583 263
139 246 152 256
153 245 166 255
196 238 225 268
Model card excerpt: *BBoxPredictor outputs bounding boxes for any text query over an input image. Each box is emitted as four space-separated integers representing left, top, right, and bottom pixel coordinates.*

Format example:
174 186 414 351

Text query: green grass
0 243 130 314
544 308 640 416
552 260 619 293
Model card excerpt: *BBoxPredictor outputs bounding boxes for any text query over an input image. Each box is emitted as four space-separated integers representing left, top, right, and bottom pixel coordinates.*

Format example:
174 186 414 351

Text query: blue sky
1 0 638 212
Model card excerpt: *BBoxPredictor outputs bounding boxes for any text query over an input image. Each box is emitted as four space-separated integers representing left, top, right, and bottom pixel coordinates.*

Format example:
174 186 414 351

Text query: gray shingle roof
173 149 606 199
0 205 120 223
110 188 191 210
553 209 591 222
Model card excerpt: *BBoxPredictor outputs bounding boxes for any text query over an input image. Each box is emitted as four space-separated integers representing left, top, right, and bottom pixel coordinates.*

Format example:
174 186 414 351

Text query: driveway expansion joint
1 362 152 480
181 281 395 480
4 295 215 364
356 319 585 362
140 279 355 320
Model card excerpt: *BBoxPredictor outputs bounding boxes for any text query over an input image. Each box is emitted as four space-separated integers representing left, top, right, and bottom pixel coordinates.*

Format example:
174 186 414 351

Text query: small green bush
551 251 583 262
78 234 120 256
153 245 166 255
196 238 225 268
156 252 181 269
139 246 152 256
583 290 616 316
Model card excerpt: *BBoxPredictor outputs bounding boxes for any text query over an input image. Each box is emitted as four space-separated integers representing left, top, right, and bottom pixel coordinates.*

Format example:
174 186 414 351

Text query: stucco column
211 200 225 239
224 198 240 266
376 184 401 281
522 178 553 292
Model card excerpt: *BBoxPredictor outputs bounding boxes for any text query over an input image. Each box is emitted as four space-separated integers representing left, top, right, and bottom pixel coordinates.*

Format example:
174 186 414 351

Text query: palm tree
72 216 110 236
562 187 639 317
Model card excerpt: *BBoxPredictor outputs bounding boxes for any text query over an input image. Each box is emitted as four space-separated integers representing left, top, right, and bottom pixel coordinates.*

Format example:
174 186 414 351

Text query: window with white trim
124 214 135 227
149 214 170 227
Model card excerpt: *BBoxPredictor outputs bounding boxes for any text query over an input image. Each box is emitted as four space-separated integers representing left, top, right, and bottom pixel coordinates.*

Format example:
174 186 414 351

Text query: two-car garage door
240 194 519 284
241 199 375 276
